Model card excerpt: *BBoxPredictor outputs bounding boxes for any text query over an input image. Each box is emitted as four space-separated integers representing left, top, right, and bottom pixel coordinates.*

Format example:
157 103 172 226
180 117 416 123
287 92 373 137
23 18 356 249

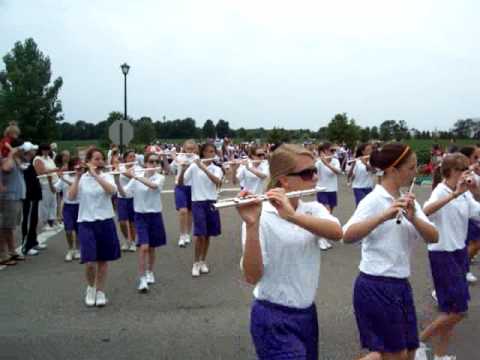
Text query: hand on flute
266 188 296 220
236 190 262 226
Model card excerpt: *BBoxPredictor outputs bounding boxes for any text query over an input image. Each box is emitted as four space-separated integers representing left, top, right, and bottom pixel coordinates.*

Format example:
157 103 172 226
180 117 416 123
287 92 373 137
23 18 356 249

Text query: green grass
405 139 477 164
57 140 103 153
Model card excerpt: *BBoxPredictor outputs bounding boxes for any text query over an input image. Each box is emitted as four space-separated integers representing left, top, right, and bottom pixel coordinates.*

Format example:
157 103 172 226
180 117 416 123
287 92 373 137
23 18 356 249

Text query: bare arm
423 193 457 216
321 158 342 175
246 164 268 179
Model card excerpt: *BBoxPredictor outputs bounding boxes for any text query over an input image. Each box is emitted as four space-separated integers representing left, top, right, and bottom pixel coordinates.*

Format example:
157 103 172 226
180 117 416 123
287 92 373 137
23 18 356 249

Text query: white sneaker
35 243 48 250
184 234 191 244
199 261 209 274
85 286 96 307
128 243 137 252
432 290 438 302
137 276 149 293
415 343 428 360
73 250 81 260
0 265 6 271
318 239 329 251
178 236 186 248
145 271 155 284
192 262 201 277
466 272 477 283
65 250 73 262
121 243 129 251
95 291 107 307
42 224 55 232
26 248 39 256
434 355 456 360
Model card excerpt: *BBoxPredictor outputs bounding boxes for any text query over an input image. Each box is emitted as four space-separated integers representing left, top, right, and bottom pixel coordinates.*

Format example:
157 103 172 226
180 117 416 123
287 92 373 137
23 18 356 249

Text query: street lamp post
120 63 130 154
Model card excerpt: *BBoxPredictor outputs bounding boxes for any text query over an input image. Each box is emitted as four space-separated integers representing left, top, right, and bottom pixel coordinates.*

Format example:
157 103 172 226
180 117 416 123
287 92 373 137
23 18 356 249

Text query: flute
346 155 370 165
395 177 416 224
107 166 163 176
214 186 326 209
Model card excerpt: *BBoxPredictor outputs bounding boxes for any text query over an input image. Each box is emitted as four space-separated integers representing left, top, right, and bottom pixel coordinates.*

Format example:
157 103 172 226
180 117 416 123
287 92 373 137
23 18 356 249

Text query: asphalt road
1 177 480 360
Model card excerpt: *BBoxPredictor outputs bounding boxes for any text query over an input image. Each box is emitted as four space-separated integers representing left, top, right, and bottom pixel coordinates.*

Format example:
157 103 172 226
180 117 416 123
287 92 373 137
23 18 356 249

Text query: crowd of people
2 121 480 360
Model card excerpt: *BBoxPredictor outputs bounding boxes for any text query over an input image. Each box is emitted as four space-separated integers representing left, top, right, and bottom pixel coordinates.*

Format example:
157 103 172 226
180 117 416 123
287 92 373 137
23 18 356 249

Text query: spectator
0 139 27 267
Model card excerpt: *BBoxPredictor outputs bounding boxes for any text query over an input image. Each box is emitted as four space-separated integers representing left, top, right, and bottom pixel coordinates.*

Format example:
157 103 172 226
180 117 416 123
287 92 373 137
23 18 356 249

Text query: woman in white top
420 153 480 360
236 145 269 195
458 146 480 283
33 143 59 230
315 142 342 251
343 143 438 360
54 157 81 262
237 144 343 360
178 143 223 278
115 150 137 252
68 148 120 308
116 152 166 293
170 140 198 247
348 143 375 207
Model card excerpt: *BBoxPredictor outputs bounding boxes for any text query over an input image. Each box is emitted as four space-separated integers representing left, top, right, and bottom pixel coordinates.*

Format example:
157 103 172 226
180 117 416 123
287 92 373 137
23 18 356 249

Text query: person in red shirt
0 122 21 158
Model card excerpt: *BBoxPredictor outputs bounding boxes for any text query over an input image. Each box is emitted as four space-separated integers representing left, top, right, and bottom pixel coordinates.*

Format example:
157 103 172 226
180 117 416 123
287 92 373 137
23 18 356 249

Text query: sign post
109 120 134 154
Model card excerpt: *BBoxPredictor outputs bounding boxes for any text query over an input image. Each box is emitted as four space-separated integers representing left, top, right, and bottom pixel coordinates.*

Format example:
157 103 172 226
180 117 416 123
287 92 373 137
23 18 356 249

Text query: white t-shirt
352 160 374 189
170 154 199 185
77 173 117 222
54 175 78 204
343 185 434 278
183 162 223 201
124 172 165 213
242 200 340 308
315 158 341 192
424 182 480 252
116 164 142 199
236 161 269 195
34 155 58 185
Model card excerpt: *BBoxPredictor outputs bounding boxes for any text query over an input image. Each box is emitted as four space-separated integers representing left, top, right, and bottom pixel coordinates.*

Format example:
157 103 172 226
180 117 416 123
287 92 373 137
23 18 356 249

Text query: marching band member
343 143 438 360
115 153 167 293
235 145 269 195
315 142 342 250
348 143 375 206
68 148 120 307
115 150 137 252
33 143 59 231
420 153 480 360
237 144 342 360
178 143 223 277
54 157 81 262
170 140 198 247
459 146 480 283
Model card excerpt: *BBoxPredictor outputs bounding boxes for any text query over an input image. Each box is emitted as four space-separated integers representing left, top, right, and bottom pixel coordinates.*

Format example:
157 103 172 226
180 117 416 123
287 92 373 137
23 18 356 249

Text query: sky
1 0 479 131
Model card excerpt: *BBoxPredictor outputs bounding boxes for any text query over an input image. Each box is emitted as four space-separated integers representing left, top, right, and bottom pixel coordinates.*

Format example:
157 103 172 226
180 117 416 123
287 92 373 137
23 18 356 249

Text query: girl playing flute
237 144 342 359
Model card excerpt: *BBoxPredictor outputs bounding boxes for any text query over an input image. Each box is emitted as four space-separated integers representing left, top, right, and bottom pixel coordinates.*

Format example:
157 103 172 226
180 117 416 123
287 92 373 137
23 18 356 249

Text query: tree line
1 38 478 147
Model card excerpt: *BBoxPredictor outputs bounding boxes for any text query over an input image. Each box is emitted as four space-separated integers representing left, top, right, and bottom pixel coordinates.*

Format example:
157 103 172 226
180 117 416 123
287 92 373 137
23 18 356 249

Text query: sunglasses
286 167 317 181
148 160 160 164
256 153 266 157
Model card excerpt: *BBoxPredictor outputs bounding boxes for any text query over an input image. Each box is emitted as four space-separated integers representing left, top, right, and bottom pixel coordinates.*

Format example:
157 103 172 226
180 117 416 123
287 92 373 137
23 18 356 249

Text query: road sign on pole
109 120 134 153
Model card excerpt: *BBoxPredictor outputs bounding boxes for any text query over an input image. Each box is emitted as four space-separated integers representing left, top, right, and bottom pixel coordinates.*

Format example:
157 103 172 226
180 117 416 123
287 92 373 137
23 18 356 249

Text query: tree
133 116 155 144
325 113 360 148
216 119 231 138
202 119 216 138
0 38 63 143
370 126 379 139
267 127 291 144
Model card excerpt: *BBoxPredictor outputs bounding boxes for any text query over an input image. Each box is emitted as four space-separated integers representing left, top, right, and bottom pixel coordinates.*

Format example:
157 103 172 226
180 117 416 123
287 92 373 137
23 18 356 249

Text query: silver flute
214 187 325 209
396 177 416 224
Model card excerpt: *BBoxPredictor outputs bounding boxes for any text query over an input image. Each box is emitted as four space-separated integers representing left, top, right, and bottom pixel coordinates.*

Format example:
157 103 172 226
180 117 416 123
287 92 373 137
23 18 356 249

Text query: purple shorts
353 272 419 353
62 203 79 233
429 248 470 313
316 191 337 208
353 188 373 207
466 219 480 244
175 185 192 210
191 200 221 237
250 299 318 360
134 212 167 248
78 219 121 264
117 197 135 222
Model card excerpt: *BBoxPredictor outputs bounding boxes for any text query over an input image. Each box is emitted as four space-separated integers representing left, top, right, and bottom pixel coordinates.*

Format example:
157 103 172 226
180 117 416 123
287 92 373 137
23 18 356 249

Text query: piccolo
214 187 326 209
396 177 416 225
